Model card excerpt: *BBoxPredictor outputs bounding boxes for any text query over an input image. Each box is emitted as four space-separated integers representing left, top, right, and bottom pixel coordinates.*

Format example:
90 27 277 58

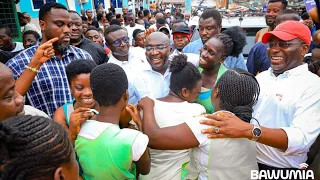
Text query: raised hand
31 37 59 65
137 97 154 110
126 104 142 131
68 107 94 140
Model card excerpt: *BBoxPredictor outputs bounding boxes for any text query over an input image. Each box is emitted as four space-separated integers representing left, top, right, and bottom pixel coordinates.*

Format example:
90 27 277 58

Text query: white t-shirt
140 100 205 180
78 120 149 161
185 115 211 180
12 42 24 52
22 105 49 118
169 52 200 67
125 24 145 45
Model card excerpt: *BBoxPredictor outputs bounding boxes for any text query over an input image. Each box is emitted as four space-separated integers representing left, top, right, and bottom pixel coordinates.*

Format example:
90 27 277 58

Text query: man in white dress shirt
141 32 199 99
200 21 320 178
105 25 149 105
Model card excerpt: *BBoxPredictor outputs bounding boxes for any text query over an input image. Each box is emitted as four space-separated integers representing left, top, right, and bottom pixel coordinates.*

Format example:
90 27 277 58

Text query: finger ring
214 126 219 134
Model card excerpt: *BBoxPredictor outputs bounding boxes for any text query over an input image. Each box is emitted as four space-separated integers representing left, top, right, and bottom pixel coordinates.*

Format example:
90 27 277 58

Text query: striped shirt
6 45 93 117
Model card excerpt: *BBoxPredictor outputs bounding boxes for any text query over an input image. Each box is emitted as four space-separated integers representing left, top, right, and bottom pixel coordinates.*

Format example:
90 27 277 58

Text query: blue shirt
246 42 270 75
182 38 248 71
6 45 93 117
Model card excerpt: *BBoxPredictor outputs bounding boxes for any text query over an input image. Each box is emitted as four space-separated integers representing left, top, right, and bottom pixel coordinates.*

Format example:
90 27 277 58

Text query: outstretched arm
138 97 199 150
200 113 288 150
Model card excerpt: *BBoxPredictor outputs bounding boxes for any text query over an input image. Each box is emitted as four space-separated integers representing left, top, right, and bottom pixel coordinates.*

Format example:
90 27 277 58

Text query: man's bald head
155 13 164 20
146 32 170 44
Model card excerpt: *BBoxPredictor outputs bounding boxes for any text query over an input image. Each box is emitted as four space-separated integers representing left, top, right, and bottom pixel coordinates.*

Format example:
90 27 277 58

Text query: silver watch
251 124 261 141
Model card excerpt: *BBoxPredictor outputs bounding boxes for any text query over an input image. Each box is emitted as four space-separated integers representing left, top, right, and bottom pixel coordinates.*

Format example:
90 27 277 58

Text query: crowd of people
0 1 320 180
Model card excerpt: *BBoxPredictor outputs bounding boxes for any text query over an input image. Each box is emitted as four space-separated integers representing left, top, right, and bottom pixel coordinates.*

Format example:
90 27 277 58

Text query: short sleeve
185 116 210 146
131 132 149 161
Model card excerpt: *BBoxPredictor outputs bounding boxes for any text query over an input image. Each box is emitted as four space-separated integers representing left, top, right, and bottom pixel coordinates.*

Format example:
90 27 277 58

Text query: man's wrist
29 59 43 70
245 124 254 140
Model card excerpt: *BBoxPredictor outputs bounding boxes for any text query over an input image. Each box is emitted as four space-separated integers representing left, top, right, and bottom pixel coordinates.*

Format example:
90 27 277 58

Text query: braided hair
215 69 260 122
0 115 74 179
169 54 201 97
213 26 247 58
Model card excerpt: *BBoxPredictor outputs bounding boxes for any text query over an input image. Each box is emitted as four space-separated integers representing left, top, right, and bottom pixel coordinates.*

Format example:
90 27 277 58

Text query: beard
265 17 275 28
53 41 69 53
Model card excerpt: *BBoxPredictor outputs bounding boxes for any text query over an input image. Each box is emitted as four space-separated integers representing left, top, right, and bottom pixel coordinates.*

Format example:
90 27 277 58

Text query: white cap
165 9 171 14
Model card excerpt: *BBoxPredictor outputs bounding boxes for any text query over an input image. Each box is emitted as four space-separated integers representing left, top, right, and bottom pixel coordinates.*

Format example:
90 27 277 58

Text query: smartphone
88 109 99 115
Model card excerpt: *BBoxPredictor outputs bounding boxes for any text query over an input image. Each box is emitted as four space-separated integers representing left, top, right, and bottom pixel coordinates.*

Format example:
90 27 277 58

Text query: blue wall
19 0 93 18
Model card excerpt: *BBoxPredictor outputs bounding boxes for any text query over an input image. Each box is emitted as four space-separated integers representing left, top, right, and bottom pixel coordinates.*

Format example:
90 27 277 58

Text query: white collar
268 64 309 78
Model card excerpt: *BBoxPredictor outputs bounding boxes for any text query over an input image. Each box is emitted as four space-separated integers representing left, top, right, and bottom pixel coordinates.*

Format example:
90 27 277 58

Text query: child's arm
126 105 151 174
135 148 151 175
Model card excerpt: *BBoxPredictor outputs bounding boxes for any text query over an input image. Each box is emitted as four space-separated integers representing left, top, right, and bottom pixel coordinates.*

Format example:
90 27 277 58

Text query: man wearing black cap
172 25 191 54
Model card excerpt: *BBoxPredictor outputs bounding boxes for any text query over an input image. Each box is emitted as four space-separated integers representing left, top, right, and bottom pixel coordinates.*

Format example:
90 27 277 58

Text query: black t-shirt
76 37 109 65
0 50 21 64
88 20 99 28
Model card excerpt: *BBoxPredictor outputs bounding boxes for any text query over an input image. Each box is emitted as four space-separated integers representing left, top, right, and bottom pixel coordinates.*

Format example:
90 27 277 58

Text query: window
32 0 57 10
0 0 19 39
110 0 123 8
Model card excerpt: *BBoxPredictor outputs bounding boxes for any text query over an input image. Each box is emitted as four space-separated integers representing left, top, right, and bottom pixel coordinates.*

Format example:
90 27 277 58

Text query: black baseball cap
172 25 190 34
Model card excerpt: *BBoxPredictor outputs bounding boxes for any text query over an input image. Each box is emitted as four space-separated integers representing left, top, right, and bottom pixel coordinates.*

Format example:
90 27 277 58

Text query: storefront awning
161 0 185 4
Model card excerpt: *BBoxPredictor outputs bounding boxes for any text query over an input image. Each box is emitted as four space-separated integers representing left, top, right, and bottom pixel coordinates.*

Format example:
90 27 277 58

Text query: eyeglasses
112 36 130 47
145 45 169 52
268 41 303 49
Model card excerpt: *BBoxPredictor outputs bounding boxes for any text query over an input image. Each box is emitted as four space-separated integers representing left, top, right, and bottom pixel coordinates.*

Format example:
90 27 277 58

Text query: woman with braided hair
195 26 247 113
0 115 79 180
138 68 260 180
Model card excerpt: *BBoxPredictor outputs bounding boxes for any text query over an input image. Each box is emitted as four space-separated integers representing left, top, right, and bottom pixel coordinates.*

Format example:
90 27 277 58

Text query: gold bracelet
25 65 39 73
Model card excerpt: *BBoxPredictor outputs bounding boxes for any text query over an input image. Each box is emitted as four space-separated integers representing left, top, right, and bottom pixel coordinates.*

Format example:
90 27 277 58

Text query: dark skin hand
138 97 199 150
54 107 94 145
125 104 150 175
119 104 142 130
200 112 289 150
68 107 94 144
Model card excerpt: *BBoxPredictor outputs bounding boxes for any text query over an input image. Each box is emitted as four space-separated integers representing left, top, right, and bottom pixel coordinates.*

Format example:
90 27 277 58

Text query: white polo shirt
107 49 150 105
253 64 320 168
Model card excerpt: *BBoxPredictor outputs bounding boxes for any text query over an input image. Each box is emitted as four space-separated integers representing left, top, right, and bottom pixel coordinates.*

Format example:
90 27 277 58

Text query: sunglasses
145 45 169 52
268 41 303 49
112 36 130 47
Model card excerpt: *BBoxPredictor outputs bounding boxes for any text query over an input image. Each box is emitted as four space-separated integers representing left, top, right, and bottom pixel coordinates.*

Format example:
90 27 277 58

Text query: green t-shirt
195 64 228 113
75 121 141 180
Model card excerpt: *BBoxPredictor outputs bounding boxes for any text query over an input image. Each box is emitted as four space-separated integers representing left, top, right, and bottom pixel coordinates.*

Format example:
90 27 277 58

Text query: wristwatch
251 124 261 141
